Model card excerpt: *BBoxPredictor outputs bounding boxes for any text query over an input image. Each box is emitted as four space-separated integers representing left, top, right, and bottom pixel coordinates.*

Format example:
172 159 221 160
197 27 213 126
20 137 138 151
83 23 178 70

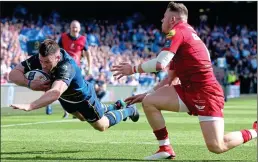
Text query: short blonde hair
167 2 188 19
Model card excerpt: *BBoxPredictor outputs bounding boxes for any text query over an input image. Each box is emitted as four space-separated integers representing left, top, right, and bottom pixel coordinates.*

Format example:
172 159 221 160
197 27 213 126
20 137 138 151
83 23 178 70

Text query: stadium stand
1 7 256 94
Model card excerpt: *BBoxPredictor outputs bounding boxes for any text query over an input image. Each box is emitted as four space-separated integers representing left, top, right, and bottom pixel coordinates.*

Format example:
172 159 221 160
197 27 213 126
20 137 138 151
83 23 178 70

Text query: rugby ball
24 70 50 81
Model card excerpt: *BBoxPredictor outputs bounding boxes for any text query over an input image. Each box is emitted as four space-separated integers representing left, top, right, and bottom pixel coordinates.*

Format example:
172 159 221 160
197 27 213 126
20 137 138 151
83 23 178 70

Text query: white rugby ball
25 70 50 81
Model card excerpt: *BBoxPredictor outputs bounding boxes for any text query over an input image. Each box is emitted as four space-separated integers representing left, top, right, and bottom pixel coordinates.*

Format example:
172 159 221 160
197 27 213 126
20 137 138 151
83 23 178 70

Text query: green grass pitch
1 95 257 162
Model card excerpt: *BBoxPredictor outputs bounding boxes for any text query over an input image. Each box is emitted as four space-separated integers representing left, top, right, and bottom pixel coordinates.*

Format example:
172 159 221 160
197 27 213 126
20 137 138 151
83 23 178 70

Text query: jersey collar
59 49 65 62
172 20 186 29
68 33 81 40
50 49 64 73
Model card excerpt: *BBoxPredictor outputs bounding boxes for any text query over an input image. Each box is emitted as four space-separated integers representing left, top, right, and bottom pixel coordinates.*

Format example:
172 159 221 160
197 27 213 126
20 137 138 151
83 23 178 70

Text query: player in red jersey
59 20 92 118
59 20 91 69
111 2 257 160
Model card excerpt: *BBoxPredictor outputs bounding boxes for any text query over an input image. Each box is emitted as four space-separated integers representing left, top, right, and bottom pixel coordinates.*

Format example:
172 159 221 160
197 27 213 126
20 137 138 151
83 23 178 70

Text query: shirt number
192 33 201 40
192 33 210 61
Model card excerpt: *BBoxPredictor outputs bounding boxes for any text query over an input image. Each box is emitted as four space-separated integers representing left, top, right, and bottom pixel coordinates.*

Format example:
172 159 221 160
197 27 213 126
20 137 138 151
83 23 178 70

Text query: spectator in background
227 71 237 85
213 63 228 102
127 75 139 86
1 57 11 76
1 74 8 85
251 73 257 93
58 20 92 118
58 20 92 72
239 72 252 94
0 11 256 95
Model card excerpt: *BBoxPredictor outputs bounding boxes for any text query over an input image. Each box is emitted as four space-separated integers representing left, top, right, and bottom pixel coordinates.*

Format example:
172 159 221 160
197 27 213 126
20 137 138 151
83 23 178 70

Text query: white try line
1 119 78 128
1 113 146 128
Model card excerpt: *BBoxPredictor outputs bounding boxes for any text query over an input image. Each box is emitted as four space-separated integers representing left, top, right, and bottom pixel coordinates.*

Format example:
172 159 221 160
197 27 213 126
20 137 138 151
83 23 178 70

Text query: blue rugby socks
101 100 126 112
104 107 135 127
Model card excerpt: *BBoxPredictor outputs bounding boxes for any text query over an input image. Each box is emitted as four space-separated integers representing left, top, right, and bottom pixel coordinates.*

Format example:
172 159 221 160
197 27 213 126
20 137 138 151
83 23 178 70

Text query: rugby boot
127 104 140 122
144 145 176 160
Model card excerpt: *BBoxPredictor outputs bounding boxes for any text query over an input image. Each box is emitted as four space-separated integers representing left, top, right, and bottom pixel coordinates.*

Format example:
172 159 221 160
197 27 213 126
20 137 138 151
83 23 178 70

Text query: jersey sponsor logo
62 64 68 71
164 39 172 48
192 99 206 104
70 43 75 49
166 29 176 38
192 33 201 40
195 104 205 110
188 26 194 30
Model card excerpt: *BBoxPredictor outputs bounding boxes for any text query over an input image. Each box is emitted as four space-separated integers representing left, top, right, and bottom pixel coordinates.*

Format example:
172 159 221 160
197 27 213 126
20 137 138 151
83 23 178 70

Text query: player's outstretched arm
11 80 68 111
125 70 177 105
111 51 174 79
30 80 68 110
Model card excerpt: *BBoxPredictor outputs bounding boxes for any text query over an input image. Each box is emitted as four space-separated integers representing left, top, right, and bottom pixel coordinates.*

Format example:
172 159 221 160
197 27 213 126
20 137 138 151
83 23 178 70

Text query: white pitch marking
1 119 78 128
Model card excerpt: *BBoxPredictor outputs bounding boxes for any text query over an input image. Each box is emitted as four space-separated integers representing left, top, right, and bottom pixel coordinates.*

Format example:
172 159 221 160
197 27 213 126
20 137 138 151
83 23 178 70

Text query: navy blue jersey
21 49 89 103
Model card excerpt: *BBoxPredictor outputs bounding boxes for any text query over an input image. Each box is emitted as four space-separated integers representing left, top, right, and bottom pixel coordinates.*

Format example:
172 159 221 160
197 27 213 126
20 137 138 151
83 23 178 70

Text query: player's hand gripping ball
24 70 50 81
24 70 51 91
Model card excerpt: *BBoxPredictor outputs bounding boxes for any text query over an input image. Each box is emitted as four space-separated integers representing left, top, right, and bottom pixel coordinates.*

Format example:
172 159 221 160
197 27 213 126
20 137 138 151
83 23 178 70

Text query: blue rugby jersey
21 48 91 103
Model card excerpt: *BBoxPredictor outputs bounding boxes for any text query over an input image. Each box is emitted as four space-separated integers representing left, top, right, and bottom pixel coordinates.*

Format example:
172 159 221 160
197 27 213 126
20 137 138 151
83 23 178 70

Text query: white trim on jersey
198 116 224 122
59 97 85 104
26 60 31 71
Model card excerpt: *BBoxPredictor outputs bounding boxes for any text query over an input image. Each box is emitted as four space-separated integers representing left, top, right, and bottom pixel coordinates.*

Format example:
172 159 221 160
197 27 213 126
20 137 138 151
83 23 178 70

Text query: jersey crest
166 29 176 38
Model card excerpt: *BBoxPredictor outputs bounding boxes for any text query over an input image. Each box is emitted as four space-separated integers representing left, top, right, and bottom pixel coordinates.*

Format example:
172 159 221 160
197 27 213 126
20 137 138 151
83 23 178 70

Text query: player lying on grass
9 39 139 131
111 1 257 160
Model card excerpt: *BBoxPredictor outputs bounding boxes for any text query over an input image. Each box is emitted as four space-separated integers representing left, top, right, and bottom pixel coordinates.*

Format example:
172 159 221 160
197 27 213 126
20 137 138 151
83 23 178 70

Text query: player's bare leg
200 119 257 154
90 116 110 131
71 111 86 121
142 85 186 160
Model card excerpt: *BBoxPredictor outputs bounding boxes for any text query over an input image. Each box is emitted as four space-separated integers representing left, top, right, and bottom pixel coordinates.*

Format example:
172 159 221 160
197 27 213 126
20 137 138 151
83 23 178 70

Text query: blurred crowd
1 10 257 94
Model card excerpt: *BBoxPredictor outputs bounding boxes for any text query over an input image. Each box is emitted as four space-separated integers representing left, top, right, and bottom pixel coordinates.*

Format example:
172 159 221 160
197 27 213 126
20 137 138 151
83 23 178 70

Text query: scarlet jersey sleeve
162 29 183 54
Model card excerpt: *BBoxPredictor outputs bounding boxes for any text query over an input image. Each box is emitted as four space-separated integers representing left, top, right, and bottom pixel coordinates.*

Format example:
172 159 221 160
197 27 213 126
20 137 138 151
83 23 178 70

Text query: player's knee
93 125 107 132
142 95 152 109
142 96 159 114
95 127 106 132
206 142 225 154
91 122 107 132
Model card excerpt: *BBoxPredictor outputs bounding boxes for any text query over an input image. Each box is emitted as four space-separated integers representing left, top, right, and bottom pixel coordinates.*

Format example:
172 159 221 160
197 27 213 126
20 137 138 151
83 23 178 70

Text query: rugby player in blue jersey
9 39 139 131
